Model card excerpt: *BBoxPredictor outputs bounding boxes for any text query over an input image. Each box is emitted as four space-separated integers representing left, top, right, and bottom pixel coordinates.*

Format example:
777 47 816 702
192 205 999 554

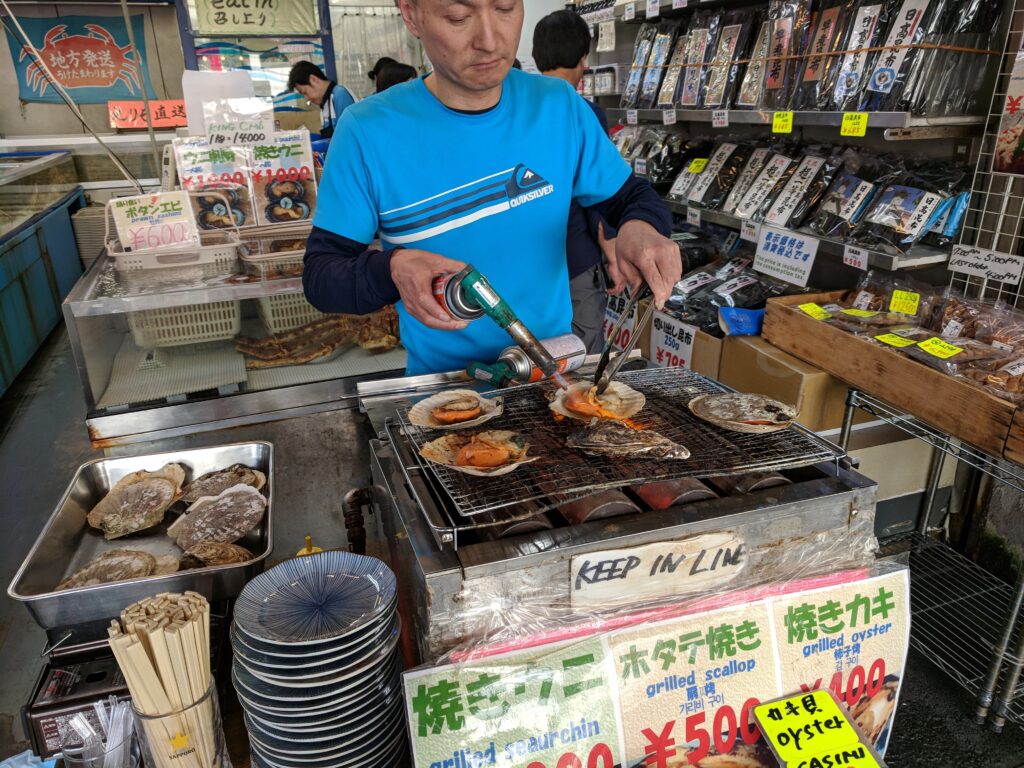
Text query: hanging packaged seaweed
657 34 690 108
860 0 937 112
702 10 756 109
679 11 721 108
826 0 892 112
764 148 844 229
639 21 682 109
723 147 772 214
761 0 814 110
790 0 853 110
736 17 773 108
805 153 898 238
734 150 799 221
687 142 755 210
621 23 658 108
851 169 953 254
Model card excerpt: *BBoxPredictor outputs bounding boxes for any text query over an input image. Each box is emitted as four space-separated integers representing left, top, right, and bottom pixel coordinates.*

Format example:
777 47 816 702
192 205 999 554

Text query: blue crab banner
4 15 156 104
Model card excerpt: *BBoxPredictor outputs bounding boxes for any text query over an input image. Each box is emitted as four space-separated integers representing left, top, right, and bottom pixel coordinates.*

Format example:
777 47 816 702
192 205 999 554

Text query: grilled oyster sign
570 532 745 608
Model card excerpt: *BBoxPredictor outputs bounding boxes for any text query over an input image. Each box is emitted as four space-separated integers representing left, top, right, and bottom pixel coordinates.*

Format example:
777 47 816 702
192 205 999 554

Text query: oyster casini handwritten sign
194 0 318 36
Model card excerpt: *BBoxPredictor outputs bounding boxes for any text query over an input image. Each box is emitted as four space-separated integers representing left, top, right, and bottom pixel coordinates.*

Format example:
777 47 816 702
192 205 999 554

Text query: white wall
517 0 566 72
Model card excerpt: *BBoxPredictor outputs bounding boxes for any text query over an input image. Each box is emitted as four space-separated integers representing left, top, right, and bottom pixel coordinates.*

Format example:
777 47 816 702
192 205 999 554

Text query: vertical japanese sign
194 0 318 36
4 15 156 104
602 294 638 353
649 310 697 368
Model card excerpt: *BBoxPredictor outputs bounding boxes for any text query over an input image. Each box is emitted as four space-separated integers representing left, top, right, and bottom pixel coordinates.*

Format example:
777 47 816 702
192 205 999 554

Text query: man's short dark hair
532 10 591 72
287 61 328 90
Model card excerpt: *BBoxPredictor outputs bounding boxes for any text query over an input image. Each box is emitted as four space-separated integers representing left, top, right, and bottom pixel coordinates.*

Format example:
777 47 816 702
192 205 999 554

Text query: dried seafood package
790 0 853 109
851 171 951 254
920 190 969 249
723 147 772 214
646 133 691 188
657 34 690 107
826 0 893 112
621 23 658 108
686 142 755 210
975 304 1024 352
805 153 898 238
733 150 799 221
761 0 815 110
760 148 842 229
904 336 1008 374
964 355 1024 404
664 138 716 201
860 0 940 111
736 17 773 108
639 21 681 109
679 11 722 108
846 268 942 324
702 10 758 109
665 257 751 315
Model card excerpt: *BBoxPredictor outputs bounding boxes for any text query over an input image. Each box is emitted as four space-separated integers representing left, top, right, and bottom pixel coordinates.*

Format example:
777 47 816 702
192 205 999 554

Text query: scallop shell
688 393 797 434
419 429 537 477
549 381 646 421
408 389 503 430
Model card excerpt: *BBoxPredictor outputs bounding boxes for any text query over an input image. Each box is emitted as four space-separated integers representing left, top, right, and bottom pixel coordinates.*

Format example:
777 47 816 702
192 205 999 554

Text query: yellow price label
799 303 832 320
875 333 918 348
754 689 860 764
840 308 878 317
841 111 869 137
802 744 883 768
918 337 964 359
889 290 920 316
773 111 794 134
688 158 709 173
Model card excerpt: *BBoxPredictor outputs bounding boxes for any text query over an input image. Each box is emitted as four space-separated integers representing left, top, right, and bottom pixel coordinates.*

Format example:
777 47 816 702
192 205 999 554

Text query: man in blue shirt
304 0 678 376
287 61 356 139
533 9 623 353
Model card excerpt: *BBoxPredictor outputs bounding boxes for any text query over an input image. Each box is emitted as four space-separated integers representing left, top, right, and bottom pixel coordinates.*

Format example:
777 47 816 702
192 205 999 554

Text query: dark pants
570 265 608 354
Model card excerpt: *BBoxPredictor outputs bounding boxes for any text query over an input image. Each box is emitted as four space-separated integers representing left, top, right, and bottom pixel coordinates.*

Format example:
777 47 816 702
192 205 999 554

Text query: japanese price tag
875 333 917 348
623 2 636 21
626 109 638 125
889 290 920 316
686 207 701 226
249 130 317 227
649 311 697 368
688 158 709 173
712 109 729 128
662 108 677 125
841 308 878 318
917 338 963 359
634 158 648 175
843 245 868 270
597 21 616 53
772 111 793 134
755 689 861 764
603 295 638 351
673 0 688 7
840 112 869 137
111 191 199 252
753 226 819 287
203 97 273 146
799 303 832 320
740 220 760 242
646 0 660 17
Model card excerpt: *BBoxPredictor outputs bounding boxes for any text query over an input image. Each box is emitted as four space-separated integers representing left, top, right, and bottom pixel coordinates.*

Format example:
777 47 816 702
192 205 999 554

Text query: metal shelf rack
665 201 951 271
842 391 1024 731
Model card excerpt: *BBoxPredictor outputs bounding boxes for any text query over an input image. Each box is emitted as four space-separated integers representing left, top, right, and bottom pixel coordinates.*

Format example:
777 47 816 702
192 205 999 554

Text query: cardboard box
717 335 852 432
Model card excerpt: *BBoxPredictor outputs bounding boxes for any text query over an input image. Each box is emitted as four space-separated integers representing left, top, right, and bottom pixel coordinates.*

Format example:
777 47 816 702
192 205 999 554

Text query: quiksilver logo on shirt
378 163 555 245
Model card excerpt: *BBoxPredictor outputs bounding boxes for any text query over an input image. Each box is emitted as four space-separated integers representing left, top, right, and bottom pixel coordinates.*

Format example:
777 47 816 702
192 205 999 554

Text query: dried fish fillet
181 463 266 504
187 541 255 565
168 484 267 552
86 464 186 539
56 549 157 590
566 420 691 460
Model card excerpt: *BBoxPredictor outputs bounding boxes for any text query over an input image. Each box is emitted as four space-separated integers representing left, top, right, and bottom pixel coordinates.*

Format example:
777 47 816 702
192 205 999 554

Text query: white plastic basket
239 222 310 279
257 293 327 334
128 300 241 348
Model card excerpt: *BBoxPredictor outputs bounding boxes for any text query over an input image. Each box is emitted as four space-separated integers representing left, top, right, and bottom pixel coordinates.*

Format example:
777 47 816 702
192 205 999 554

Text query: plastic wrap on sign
790 0 853 110
702 10 758 109
250 129 317 227
621 23 658 108
403 561 909 767
173 136 255 229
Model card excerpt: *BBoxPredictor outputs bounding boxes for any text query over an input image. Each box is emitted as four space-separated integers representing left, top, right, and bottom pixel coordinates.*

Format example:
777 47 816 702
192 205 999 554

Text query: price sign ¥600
111 191 200 252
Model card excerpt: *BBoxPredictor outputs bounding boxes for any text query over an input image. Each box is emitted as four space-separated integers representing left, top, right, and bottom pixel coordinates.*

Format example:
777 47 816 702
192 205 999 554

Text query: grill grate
394 367 844 519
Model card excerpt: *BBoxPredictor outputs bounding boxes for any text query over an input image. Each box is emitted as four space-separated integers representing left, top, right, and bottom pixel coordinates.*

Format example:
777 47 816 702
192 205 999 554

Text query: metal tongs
594 283 655 395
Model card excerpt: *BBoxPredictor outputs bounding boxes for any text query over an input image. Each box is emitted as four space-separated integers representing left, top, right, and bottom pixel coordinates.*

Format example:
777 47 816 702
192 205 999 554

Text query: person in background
375 61 419 92
368 56 398 87
533 9 622 353
287 61 357 139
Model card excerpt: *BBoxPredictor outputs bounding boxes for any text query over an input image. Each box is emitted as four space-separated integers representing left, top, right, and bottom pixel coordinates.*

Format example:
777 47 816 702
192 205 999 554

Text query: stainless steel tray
8 442 273 631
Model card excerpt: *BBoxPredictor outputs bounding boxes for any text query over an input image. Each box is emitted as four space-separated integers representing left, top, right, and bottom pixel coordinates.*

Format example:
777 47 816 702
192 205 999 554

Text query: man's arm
302 228 399 314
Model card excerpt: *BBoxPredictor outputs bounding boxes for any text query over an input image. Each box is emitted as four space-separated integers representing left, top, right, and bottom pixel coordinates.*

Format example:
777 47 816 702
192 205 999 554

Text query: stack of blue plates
230 552 407 768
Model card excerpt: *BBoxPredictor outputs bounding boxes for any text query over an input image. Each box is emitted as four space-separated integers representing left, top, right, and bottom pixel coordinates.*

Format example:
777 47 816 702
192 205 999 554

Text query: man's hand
614 220 682 308
598 221 626 296
390 249 470 330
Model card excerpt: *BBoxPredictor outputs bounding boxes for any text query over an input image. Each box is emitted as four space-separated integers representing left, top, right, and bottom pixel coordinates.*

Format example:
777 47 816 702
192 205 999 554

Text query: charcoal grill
360 365 879 664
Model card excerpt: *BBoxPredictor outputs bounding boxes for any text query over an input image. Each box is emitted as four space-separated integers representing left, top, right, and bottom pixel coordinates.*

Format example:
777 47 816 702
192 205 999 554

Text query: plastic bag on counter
904 335 1009 374
722 146 772 214
931 293 999 339
860 0 941 112
702 10 759 109
686 269 799 331
805 153 900 238
845 268 943 324
826 0 894 112
735 16 773 108
639 21 682 109
621 23 658 108
733 148 800 221
975 302 1024 352
656 34 690 107
851 174 950 255
909 0 1002 116
679 11 722 108
790 0 854 110
760 147 843 229
761 0 815 110
685 141 755 209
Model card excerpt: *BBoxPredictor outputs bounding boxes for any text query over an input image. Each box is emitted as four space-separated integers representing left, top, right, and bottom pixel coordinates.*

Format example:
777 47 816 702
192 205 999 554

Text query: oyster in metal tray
86 463 186 539
566 420 691 460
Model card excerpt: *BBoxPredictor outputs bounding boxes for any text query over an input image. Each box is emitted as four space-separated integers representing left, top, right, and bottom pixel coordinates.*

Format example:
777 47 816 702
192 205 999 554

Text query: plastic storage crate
257 293 326 334
127 300 241 348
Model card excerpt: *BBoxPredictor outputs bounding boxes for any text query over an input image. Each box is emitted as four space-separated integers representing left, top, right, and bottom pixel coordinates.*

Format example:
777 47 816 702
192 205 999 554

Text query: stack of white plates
230 552 406 768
